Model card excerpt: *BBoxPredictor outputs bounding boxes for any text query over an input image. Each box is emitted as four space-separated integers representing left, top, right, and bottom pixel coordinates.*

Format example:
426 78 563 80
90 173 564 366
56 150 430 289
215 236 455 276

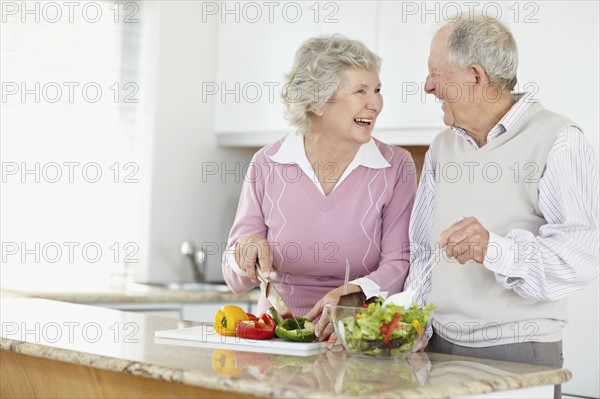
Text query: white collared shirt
268 133 391 196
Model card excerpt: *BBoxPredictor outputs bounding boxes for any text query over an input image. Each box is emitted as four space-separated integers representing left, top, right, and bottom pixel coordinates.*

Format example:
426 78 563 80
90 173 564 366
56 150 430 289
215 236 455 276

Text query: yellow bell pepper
412 319 424 336
211 349 242 375
214 305 249 336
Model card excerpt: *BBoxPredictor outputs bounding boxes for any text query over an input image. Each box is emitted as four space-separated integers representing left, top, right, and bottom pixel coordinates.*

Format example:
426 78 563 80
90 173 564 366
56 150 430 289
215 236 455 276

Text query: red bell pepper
383 312 401 344
246 313 259 322
236 313 276 340
380 323 389 336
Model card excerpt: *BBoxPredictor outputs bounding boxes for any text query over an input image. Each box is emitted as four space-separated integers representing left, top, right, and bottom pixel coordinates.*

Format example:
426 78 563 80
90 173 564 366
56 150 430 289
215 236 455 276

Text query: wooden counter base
1 350 254 399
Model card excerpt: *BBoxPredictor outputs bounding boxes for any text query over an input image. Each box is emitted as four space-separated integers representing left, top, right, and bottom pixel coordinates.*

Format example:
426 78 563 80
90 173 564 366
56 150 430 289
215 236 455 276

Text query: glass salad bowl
326 297 434 359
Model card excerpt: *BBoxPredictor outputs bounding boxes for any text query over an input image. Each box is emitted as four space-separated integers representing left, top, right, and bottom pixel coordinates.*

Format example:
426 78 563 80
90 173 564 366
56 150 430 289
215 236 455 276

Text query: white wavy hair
281 34 381 135
443 15 518 91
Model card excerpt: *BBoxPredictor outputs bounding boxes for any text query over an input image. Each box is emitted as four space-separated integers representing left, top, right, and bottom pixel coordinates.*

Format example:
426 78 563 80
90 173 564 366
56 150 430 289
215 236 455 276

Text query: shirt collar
451 91 536 148
269 133 390 169
496 91 537 131
268 133 390 195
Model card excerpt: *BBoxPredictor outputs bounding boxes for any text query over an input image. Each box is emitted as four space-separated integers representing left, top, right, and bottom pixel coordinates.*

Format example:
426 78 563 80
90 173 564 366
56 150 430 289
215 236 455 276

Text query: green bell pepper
275 317 317 342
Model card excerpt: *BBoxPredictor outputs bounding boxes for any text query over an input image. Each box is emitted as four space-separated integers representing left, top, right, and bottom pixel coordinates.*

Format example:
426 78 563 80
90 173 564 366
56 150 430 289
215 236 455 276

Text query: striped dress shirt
405 92 599 305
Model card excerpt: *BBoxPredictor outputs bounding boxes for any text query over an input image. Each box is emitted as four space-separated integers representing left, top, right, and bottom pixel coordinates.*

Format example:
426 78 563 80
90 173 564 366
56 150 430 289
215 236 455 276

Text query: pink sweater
222 136 416 316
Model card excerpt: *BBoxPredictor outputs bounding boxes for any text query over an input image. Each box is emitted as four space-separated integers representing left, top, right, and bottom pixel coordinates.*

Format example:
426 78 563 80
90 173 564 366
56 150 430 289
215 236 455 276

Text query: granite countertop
0 281 260 304
0 297 571 398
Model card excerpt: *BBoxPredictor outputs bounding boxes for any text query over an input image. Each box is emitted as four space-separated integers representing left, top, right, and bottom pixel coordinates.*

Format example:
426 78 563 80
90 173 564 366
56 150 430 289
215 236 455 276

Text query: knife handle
254 263 269 285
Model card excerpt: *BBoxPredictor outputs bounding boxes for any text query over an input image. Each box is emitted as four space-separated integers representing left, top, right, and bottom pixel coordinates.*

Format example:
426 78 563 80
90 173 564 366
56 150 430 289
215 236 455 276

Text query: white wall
133 1 255 283
508 2 600 157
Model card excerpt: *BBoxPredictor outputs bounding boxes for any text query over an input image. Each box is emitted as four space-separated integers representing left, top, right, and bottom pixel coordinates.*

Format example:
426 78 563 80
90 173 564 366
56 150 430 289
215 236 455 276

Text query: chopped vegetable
339 297 435 356
412 319 424 336
383 312 401 344
246 313 259 322
267 306 281 324
214 305 249 336
275 317 316 342
236 313 276 340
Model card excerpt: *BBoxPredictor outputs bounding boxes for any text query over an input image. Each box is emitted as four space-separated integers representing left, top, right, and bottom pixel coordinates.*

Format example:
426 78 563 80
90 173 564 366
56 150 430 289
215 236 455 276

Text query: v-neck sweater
222 136 416 316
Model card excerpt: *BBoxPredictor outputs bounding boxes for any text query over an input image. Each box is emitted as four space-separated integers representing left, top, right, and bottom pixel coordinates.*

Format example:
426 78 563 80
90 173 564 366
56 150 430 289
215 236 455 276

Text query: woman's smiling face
311 68 383 145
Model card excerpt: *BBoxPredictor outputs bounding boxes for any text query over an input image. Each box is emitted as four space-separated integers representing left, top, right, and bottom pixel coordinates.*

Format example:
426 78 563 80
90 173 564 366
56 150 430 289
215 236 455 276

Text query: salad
338 297 435 357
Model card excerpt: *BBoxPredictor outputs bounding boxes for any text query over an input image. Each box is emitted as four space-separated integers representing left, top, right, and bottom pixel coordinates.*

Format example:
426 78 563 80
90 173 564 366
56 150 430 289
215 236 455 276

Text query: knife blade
254 264 293 318
255 264 302 330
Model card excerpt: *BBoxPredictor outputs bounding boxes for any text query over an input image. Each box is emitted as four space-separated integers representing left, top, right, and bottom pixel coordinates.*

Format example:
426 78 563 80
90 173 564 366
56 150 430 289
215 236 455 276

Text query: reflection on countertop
0 297 571 398
210 349 432 395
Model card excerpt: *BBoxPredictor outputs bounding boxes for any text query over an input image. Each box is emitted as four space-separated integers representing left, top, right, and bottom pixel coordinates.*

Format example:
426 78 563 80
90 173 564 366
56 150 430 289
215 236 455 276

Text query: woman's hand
304 284 363 348
234 233 273 283
411 334 429 352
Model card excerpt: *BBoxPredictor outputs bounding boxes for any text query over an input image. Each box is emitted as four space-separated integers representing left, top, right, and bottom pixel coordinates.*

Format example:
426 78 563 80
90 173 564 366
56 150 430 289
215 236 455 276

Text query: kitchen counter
0 281 259 304
0 297 571 398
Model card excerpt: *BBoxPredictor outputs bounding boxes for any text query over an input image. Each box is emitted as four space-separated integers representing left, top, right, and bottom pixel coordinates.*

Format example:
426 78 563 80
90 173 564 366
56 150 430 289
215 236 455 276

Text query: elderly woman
222 35 416 341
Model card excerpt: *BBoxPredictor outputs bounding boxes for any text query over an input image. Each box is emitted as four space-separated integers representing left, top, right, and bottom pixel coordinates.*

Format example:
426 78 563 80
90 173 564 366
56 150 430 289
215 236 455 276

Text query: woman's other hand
411 334 429 352
304 284 363 347
234 233 272 283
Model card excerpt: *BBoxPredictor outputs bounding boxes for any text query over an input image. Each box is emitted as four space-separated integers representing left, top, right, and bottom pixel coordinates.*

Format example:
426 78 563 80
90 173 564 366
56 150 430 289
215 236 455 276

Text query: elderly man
405 15 599 398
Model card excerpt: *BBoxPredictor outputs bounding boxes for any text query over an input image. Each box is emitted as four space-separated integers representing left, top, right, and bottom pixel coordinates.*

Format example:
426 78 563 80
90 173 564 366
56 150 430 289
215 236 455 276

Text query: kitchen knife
254 264 302 330
255 264 293 318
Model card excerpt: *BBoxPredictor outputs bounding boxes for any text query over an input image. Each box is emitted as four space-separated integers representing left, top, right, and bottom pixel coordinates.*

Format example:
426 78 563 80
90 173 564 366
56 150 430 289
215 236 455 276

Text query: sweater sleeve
360 150 417 294
221 154 267 294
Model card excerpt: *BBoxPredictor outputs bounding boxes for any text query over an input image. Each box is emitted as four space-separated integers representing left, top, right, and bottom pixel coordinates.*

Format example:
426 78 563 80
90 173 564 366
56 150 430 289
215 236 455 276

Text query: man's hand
439 216 489 264
234 233 272 282
304 284 362 348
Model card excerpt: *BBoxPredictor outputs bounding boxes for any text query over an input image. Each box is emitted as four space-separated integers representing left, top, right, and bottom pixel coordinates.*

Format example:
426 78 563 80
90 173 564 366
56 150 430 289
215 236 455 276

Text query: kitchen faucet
180 241 206 282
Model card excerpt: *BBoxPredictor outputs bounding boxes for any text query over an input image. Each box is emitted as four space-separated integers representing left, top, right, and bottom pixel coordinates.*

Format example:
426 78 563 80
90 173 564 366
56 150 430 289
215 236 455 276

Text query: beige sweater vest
428 102 575 347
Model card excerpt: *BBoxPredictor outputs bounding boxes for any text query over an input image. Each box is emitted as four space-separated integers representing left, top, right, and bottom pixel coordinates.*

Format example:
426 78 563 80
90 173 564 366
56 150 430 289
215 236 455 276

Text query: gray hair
281 34 381 135
442 15 518 91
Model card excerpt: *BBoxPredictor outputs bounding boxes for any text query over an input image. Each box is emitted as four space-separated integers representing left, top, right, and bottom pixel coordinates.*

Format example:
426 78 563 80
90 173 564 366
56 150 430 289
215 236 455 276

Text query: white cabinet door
376 1 443 132
214 1 379 144
563 281 600 398
213 2 319 135
316 1 378 50
213 0 441 146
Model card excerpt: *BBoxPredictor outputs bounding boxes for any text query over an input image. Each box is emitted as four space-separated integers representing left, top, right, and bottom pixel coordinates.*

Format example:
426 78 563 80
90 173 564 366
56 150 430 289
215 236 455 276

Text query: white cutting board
154 325 328 356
